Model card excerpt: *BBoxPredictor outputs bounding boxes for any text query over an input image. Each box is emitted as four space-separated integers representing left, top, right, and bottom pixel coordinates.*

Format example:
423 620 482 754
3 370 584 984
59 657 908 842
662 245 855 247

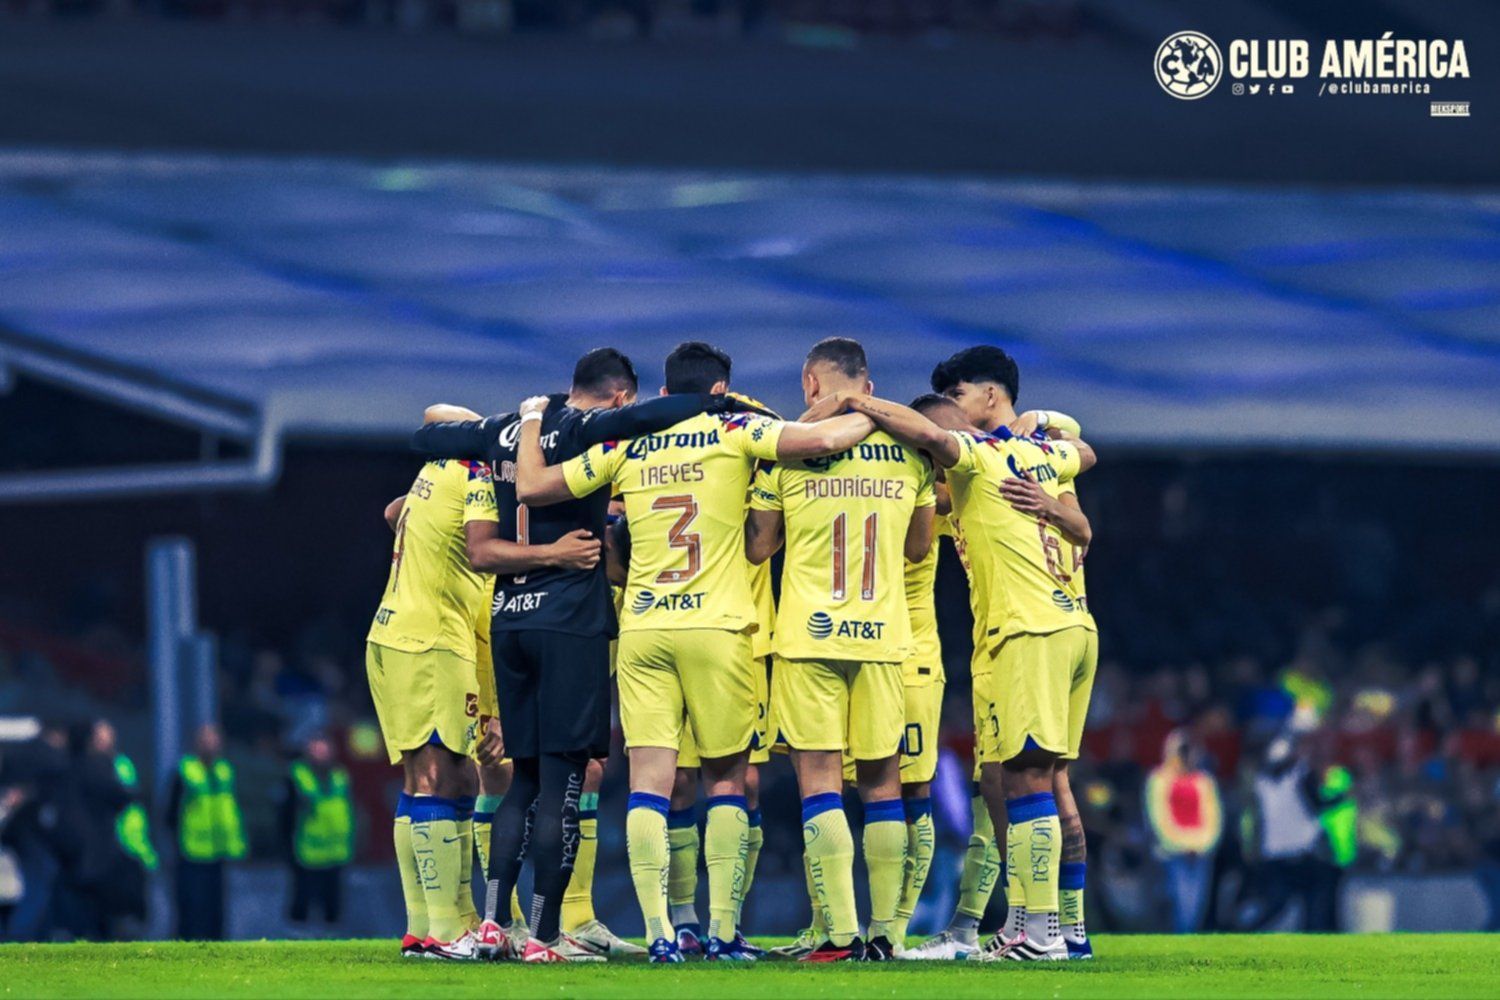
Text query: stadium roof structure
1 151 1498 498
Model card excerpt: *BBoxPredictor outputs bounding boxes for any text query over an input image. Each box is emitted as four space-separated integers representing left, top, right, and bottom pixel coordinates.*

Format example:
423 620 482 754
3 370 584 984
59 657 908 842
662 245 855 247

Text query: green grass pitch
2 935 1495 999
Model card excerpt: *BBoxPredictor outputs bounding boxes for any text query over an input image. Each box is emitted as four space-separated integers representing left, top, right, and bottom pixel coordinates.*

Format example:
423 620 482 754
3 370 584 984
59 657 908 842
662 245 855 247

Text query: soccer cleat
400 934 429 959
900 929 979 961
864 935 896 961
475 919 520 961
732 932 767 958
568 919 648 957
1064 922 1093 960
425 930 481 961
769 927 821 959
505 918 531 957
675 924 704 956
977 932 1068 962
648 937 685 963
523 933 608 964
801 937 866 963
704 935 759 962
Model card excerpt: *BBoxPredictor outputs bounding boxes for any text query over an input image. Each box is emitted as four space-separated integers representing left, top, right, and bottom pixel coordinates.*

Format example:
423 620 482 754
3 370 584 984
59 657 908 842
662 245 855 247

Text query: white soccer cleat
523 932 609 963
426 929 481 961
506 918 531 956
568 919 648 957
899 929 979 960
976 931 1068 962
769 926 822 959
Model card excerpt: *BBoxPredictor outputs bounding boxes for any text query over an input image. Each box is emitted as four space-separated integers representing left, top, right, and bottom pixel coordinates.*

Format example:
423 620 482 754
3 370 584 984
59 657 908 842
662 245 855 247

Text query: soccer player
831 349 1098 962
745 338 936 962
515 341 875 962
411 348 757 962
367 457 499 960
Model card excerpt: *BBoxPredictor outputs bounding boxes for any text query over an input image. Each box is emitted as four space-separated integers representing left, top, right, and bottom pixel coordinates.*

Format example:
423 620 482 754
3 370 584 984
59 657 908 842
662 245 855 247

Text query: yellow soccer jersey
749 557 776 658
562 411 784 633
945 430 1093 650
751 430 935 663
368 460 497 660
901 513 946 683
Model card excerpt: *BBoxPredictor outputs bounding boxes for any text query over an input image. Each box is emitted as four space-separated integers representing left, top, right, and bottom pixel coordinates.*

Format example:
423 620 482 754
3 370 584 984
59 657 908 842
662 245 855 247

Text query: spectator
1145 729 1222 932
168 723 246 941
280 734 354 928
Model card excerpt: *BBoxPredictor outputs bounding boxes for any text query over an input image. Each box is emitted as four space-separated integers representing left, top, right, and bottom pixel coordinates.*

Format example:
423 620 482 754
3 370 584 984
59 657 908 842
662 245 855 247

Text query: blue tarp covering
1 152 1497 451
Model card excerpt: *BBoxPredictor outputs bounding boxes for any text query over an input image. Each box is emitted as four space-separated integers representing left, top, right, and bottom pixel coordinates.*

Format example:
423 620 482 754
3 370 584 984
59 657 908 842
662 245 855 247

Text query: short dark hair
572 347 638 397
910 392 961 416
805 337 868 380
930 346 1019 404
664 341 732 394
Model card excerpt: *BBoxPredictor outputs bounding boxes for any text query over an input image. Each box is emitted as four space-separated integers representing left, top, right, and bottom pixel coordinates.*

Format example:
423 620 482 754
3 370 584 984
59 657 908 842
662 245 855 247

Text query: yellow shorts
841 674 944 785
683 654 770 768
365 642 480 765
772 656 904 761
979 627 1098 765
617 629 757 760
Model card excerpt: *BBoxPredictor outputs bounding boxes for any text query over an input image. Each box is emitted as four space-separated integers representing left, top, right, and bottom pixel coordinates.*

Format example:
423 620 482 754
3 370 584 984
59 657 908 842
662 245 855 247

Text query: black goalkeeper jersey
411 393 744 637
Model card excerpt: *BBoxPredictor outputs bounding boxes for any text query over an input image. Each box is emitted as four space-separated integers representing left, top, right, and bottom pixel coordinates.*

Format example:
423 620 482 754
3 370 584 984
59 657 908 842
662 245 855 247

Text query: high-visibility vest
289 762 354 869
177 756 247 862
1319 765 1358 868
113 754 159 872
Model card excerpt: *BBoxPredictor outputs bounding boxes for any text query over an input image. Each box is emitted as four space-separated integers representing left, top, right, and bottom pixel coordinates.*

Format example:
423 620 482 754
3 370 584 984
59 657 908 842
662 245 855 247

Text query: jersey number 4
831 512 878 600
653 495 702 584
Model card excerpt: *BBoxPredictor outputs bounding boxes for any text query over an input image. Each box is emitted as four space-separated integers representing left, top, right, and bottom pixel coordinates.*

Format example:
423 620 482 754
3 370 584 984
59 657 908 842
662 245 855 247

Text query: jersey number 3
653 495 702 584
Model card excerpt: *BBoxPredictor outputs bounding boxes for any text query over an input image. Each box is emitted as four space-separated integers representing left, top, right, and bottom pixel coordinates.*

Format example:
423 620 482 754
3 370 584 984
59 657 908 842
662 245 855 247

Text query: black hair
571 347 639 397
910 392 961 416
664 341 732 394
929 346 1019 404
804 337 868 380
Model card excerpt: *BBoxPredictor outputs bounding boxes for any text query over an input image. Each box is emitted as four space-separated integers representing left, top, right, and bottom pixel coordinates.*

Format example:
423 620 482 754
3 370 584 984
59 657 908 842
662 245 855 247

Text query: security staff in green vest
280 734 354 926
1314 764 1358 931
167 723 245 940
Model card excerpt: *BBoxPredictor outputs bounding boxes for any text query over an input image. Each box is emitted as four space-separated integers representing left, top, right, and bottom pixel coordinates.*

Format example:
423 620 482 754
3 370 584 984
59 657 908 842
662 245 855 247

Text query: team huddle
364 338 1098 964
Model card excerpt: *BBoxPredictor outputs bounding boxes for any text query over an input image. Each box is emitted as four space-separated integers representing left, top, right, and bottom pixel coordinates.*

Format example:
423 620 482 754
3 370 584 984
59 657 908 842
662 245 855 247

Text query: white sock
1025 909 1060 946
1003 905 1025 939
1064 919 1088 942
669 903 699 930
948 913 980 944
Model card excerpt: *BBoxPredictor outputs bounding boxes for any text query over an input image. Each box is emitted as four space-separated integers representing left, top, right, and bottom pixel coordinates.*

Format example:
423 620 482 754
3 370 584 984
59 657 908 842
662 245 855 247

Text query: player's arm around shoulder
843 393 962 468
772 411 876 459
515 396 591 506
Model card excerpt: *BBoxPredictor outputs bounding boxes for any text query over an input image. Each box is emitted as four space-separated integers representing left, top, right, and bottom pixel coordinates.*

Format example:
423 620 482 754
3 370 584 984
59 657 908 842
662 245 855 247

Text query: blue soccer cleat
675 924 703 956
704 935 759 961
648 937 685 964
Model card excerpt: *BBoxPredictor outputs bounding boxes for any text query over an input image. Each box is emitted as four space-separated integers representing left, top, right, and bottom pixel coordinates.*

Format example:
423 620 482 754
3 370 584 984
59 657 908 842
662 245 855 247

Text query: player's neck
987 404 1018 433
566 391 612 410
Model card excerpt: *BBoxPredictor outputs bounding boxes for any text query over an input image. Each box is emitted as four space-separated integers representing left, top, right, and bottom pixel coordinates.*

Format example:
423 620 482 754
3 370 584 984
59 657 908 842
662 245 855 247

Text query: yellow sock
1009 793 1061 924
895 798 934 945
455 798 478 927
410 796 464 943
511 889 526 926
626 793 673 944
802 794 857 946
737 811 763 926
562 794 599 931
862 798 906 942
704 796 749 942
803 851 827 938
666 808 700 929
958 792 1001 920
473 793 501 875
393 798 427 941
1060 862 1086 929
